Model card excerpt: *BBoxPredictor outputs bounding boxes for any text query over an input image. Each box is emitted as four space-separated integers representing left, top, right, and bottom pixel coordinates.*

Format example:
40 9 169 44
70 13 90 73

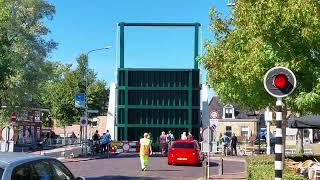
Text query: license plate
177 158 187 160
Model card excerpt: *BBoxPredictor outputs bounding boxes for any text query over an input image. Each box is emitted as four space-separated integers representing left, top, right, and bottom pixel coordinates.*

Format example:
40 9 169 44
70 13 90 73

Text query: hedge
246 155 304 180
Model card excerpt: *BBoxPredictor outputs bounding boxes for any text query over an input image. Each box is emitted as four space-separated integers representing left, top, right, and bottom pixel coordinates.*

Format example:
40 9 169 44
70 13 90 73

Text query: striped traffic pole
275 98 283 180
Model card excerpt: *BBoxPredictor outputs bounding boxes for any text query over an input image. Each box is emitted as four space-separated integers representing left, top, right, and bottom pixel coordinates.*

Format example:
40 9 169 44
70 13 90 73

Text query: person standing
187 131 194 140
100 133 109 155
220 133 230 156
92 130 100 154
166 131 175 149
230 133 238 156
105 130 112 154
181 132 187 140
140 133 152 171
159 131 167 156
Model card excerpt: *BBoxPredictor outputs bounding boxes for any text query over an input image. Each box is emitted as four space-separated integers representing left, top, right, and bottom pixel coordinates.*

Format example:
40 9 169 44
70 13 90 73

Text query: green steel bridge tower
116 22 201 143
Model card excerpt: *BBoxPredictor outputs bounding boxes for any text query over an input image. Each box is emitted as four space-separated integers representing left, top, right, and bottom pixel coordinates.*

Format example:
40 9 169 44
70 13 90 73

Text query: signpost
201 126 215 179
264 66 296 180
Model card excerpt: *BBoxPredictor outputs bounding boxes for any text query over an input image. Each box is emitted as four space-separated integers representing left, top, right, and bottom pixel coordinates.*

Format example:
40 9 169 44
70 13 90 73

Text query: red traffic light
273 74 288 88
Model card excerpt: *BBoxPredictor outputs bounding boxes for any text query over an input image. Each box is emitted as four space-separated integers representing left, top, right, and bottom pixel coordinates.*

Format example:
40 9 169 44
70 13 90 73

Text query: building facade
209 96 259 142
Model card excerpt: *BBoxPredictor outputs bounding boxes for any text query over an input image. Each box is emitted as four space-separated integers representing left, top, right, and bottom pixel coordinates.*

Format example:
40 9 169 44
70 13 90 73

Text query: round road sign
80 117 88 127
264 66 296 98
1 126 14 141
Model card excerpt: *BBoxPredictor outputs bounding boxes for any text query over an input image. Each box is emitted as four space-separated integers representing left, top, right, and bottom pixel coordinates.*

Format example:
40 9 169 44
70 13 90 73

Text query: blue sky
46 0 230 86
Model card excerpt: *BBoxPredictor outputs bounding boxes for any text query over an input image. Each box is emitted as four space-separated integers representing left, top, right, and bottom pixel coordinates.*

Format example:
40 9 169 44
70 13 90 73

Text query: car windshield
172 143 194 148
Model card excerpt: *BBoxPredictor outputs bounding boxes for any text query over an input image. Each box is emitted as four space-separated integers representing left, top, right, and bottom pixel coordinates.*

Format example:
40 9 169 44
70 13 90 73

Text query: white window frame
241 126 249 140
223 104 235 119
226 126 232 137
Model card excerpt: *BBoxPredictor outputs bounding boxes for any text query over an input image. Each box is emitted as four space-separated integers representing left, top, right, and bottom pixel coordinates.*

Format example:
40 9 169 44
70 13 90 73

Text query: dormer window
223 104 234 119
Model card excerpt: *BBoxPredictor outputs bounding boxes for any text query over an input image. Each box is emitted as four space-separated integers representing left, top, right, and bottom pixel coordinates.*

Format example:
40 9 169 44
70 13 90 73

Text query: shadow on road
209 162 219 166
87 176 163 180
147 169 182 172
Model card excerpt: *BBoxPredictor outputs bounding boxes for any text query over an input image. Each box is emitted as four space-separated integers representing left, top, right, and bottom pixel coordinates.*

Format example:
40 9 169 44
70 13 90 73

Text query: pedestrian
220 133 230 156
100 133 109 155
105 130 112 154
166 131 175 149
92 130 100 154
181 132 187 140
187 131 194 140
230 133 238 156
159 131 167 156
140 132 152 171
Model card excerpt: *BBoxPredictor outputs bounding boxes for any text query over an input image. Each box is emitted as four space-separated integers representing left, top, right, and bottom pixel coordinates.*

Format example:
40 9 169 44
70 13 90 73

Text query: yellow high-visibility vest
140 138 151 155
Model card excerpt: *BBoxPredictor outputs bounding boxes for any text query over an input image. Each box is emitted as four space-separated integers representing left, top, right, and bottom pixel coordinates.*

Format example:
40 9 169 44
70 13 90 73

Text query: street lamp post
82 46 111 156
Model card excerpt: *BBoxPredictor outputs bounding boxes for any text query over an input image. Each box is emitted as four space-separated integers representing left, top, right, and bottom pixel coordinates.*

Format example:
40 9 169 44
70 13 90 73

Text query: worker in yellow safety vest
140 132 152 171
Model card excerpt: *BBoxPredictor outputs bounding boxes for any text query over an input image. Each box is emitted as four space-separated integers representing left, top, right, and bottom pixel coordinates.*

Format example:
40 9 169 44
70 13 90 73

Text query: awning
288 115 320 129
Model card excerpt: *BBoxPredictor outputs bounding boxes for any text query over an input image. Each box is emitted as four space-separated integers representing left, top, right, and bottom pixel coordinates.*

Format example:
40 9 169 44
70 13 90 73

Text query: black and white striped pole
264 67 296 180
275 98 283 179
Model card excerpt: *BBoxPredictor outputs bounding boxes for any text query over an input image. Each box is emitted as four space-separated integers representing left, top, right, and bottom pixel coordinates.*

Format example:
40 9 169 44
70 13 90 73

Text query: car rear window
172 143 194 148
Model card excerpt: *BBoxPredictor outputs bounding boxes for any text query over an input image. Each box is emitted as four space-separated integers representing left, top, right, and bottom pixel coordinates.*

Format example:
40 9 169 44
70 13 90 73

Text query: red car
167 140 204 166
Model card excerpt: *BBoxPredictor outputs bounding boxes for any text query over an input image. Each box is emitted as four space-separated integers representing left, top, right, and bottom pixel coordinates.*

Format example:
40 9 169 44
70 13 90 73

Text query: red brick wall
52 116 107 138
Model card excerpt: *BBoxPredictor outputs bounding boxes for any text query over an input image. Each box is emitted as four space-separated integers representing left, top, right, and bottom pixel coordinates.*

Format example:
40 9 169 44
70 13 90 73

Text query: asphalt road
64 154 245 180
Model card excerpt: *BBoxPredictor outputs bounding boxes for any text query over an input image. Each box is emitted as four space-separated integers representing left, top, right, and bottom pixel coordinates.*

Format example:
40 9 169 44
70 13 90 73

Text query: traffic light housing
264 67 296 98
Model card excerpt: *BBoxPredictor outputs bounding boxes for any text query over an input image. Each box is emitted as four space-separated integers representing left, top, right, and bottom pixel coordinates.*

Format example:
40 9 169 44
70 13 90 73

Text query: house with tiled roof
209 96 259 142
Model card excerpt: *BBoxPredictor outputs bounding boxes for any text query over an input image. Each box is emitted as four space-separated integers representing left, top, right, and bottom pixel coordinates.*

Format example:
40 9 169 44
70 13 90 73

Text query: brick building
51 116 108 139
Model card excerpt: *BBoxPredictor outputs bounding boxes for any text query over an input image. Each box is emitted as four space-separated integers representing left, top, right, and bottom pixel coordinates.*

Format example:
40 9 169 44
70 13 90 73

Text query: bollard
202 158 206 179
219 157 224 175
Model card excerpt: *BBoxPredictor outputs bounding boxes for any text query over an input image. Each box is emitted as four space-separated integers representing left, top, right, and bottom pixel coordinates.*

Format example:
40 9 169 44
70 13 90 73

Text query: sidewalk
30 144 82 159
201 156 247 180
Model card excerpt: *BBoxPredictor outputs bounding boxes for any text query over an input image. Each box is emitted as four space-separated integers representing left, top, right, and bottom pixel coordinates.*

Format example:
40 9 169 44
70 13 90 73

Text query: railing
16 137 80 147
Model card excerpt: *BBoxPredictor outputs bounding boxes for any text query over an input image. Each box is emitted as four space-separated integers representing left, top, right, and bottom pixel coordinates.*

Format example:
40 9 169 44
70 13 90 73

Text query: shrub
247 155 304 180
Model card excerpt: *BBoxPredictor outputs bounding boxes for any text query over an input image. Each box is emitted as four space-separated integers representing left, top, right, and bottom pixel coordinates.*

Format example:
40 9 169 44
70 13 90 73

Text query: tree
43 54 108 127
0 0 56 126
201 1 320 153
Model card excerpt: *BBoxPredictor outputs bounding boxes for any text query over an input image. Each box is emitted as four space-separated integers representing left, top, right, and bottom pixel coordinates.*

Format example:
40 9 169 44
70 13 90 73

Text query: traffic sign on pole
75 93 86 108
11 112 17 122
264 66 296 98
80 117 88 127
264 66 297 180
1 126 14 141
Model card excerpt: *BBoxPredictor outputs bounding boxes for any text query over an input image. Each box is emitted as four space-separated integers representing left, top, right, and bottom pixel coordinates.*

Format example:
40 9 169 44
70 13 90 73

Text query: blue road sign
75 93 85 108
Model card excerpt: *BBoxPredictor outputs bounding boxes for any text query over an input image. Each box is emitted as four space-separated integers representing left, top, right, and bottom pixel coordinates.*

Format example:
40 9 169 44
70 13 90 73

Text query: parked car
0 152 85 180
167 140 204 166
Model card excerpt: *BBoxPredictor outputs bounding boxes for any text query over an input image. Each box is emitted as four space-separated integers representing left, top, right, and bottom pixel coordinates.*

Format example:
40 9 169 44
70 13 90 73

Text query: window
172 143 194 148
32 160 54 180
50 160 75 180
223 105 234 119
241 126 249 140
11 163 32 180
225 108 233 118
226 126 232 137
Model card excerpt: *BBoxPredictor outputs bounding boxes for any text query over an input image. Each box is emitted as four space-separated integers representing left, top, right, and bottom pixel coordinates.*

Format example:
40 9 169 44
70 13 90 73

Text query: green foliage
42 55 108 127
201 0 320 113
0 108 10 127
0 0 57 115
247 155 304 180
